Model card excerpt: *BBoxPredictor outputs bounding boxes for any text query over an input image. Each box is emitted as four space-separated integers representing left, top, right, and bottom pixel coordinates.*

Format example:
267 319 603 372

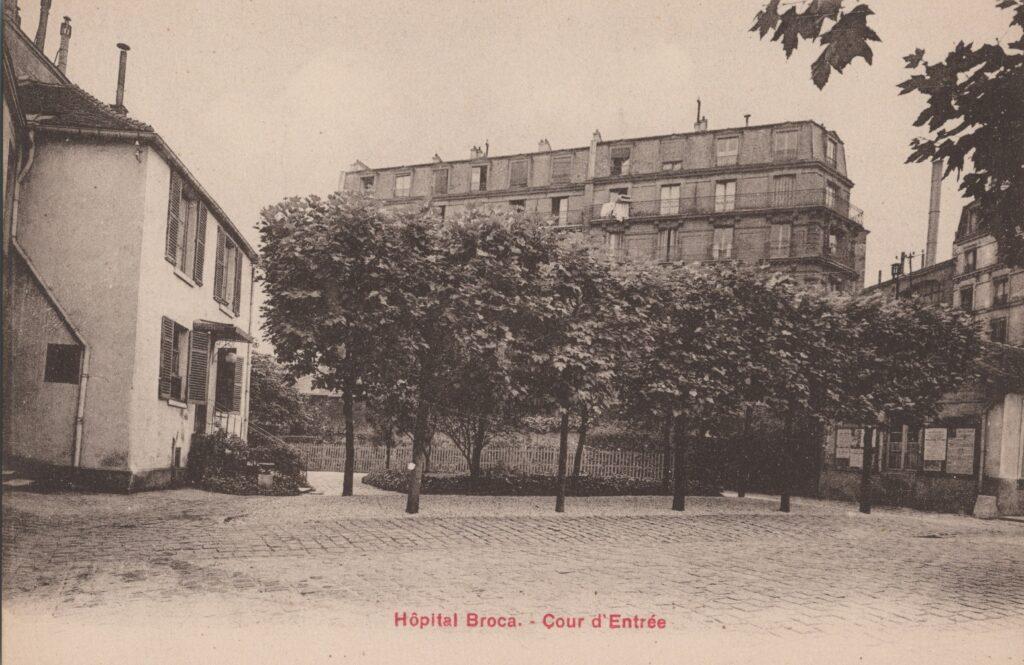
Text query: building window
769 223 791 259
772 175 796 207
606 231 623 258
959 286 974 312
714 181 736 212
44 344 82 384
510 199 526 212
395 173 411 197
825 182 839 209
661 160 683 172
826 138 838 166
713 226 734 259
990 318 1008 344
437 205 446 221
963 248 977 273
551 197 569 225
471 165 488 192
658 228 675 262
215 347 243 413
660 184 681 215
214 228 243 315
828 232 839 255
610 147 631 176
773 130 799 161
360 175 375 192
164 172 207 284
551 155 572 184
510 160 529 188
159 317 189 402
992 276 1009 307
716 136 739 166
432 169 449 195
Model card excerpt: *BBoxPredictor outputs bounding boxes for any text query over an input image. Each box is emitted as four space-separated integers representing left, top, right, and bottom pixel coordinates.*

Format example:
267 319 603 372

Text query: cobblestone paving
3 486 1023 661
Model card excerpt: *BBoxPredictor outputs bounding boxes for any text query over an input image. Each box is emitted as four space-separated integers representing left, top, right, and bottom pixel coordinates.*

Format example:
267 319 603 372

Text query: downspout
241 261 256 439
11 130 91 467
977 400 989 496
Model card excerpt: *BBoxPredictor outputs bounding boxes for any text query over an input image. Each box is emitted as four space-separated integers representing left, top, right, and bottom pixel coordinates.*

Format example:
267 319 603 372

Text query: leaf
751 0 782 38
904 48 926 69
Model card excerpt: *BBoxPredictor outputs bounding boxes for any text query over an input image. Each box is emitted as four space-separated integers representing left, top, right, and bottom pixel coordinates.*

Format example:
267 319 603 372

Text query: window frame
959 286 974 312
551 197 569 225
509 199 526 212
992 276 1009 307
990 317 1008 343
712 226 734 260
659 184 681 216
471 165 488 192
509 159 529 189
773 130 799 161
714 180 736 213
715 135 739 166
394 173 412 198
826 137 838 166
963 248 977 273
610 147 631 176
360 175 375 192
769 222 792 259
550 155 573 184
432 168 450 195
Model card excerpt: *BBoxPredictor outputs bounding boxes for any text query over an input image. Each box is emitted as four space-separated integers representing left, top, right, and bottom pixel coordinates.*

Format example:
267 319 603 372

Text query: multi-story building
2 0 257 489
340 118 868 293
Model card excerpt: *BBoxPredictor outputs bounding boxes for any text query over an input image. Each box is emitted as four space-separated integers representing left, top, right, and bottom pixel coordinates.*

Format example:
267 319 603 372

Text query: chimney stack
34 0 51 51
470 145 483 159
56 16 71 73
925 159 943 267
694 98 708 132
113 43 130 114
538 139 551 152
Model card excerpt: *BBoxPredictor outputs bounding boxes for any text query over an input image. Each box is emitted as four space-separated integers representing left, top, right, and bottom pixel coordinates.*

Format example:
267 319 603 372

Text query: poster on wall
946 428 976 475
835 428 858 461
923 427 947 471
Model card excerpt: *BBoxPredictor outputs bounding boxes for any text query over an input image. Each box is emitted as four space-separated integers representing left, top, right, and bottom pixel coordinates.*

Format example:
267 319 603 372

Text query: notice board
945 428 976 475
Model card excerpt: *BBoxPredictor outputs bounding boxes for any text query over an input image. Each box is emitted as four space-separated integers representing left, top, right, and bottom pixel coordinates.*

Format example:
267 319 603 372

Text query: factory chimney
925 160 943 267
34 0 51 51
56 16 71 73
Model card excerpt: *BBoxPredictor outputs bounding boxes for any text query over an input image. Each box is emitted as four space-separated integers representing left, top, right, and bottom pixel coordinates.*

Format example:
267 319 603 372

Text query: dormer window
826 138 838 167
773 130 799 161
610 147 631 176
471 165 488 192
510 160 529 188
395 173 411 197
360 175 375 192
432 169 449 195
716 136 739 166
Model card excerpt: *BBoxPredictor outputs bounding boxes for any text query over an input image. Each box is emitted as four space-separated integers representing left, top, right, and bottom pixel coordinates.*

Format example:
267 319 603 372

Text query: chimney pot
56 16 71 73
538 139 551 152
34 0 52 51
113 43 130 114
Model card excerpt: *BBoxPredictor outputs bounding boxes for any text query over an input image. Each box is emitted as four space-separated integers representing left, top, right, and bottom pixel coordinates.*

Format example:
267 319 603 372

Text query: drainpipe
241 262 256 439
11 130 91 468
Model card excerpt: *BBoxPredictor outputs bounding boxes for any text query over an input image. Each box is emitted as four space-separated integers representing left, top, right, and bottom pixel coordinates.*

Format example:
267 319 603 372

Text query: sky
16 0 1019 288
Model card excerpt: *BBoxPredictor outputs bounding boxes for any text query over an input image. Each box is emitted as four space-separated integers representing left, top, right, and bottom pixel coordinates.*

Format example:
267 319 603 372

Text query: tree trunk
737 405 753 498
779 412 793 512
384 426 393 470
662 413 674 491
405 395 431 515
572 409 589 479
555 411 570 513
470 418 486 478
671 415 688 511
858 426 875 514
342 386 356 497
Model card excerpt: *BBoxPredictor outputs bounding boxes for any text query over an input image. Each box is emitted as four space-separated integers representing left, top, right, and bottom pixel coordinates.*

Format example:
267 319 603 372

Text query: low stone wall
819 468 978 514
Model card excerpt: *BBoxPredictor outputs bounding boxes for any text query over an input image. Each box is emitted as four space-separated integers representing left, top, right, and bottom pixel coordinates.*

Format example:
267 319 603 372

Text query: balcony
592 188 864 226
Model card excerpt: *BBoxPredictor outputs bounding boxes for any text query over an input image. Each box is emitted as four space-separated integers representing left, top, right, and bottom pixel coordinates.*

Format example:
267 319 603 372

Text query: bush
362 467 720 497
187 430 306 496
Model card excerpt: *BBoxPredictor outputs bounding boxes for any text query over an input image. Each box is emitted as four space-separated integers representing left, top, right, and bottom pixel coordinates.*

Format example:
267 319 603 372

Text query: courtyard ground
2 473 1022 665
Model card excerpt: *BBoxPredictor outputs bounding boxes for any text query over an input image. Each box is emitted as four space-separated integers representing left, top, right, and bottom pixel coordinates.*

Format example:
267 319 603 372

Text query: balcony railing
592 188 864 225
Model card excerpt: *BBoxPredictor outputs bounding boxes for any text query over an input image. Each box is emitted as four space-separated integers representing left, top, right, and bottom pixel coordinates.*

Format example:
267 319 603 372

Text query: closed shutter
213 227 227 303
187 330 210 402
165 172 182 264
158 316 174 399
661 139 684 162
232 252 243 315
551 155 572 183
432 169 448 194
193 204 207 285
231 355 244 412
510 160 528 188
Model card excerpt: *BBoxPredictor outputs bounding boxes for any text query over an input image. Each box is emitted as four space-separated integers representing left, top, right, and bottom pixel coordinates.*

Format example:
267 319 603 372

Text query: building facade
340 119 867 293
2 0 257 490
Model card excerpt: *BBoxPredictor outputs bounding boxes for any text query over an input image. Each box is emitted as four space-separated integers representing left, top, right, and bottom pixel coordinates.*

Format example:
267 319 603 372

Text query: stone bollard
972 495 999 519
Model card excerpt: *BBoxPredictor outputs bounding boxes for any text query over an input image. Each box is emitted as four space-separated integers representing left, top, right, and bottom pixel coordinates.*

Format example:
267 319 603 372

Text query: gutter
26 122 259 262
11 129 90 467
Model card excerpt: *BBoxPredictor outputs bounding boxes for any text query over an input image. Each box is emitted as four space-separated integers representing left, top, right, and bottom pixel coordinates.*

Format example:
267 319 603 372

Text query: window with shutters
432 168 449 195
471 165 488 192
551 155 572 184
714 181 736 212
773 175 796 207
187 330 211 403
660 184 681 216
551 197 569 225
610 147 630 176
713 226 734 260
509 160 529 188
826 137 838 166
214 347 244 413
214 227 244 315
657 228 675 262
164 172 207 285
394 173 411 197
769 223 792 259
716 136 739 166
158 317 189 403
773 130 799 161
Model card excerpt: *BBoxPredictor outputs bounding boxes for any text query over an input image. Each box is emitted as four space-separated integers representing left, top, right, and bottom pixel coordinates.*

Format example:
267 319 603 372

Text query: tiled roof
17 80 153 132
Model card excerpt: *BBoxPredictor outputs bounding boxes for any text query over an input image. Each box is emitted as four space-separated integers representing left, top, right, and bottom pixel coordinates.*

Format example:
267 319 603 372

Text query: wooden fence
282 437 666 480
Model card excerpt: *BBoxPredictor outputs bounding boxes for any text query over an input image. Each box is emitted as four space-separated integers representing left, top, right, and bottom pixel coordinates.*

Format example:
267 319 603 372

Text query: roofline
348 120 841 174
4 18 72 85
3 44 29 143
862 257 956 293
26 123 258 260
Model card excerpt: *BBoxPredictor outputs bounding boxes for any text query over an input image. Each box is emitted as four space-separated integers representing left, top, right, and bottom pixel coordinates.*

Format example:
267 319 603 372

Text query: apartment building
340 117 868 293
3 0 257 489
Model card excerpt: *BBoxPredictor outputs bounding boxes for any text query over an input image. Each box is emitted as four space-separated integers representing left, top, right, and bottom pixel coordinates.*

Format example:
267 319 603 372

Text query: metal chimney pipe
925 159 943 267
114 43 130 113
34 0 51 51
56 16 71 73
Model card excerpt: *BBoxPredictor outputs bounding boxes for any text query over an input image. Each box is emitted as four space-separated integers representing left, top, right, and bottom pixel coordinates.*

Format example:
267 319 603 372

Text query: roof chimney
538 139 551 152
470 145 483 159
694 98 708 131
925 159 943 267
432 153 442 163
113 43 129 114
56 16 71 73
34 0 51 51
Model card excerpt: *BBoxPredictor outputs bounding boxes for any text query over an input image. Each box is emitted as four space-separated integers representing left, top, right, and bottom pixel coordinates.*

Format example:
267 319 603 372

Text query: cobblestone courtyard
3 479 1023 664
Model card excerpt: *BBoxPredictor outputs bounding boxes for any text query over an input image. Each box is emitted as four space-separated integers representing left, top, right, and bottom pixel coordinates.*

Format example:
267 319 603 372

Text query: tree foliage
247 352 309 436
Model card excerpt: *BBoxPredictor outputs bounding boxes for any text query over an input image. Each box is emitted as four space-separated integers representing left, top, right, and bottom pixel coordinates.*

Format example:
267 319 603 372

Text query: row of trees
258 195 979 514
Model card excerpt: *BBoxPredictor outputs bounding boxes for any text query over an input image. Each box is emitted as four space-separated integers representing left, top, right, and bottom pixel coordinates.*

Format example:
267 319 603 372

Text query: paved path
305 471 400 496
2 486 1022 664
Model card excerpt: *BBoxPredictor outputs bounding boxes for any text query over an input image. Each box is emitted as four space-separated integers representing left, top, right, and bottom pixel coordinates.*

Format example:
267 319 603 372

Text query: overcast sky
18 0 1018 287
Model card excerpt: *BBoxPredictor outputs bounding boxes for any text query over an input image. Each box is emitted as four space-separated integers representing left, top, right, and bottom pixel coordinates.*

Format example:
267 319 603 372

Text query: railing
592 188 864 225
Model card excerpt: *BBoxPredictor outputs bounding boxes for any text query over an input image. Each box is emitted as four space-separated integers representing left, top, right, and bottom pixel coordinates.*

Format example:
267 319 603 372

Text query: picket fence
282 437 665 480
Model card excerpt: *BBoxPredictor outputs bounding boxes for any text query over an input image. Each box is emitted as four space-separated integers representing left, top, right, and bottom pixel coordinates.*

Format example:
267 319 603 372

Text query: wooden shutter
551 155 572 183
510 160 528 188
187 330 210 402
232 251 243 315
158 317 174 399
165 172 182 264
432 169 448 194
231 355 244 412
192 204 207 285
213 227 227 303
661 139 684 162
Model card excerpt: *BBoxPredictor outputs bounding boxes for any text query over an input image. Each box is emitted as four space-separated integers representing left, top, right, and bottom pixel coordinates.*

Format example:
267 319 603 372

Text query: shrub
362 468 720 497
187 430 305 496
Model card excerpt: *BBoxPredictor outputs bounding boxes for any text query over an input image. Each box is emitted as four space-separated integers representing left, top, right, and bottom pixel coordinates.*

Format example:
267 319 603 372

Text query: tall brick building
340 118 867 293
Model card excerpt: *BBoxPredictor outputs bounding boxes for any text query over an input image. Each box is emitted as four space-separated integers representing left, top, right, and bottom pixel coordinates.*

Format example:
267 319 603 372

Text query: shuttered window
232 247 243 315
215 348 244 413
158 317 188 402
213 227 227 304
187 330 211 402
232 355 244 412
165 172 183 264
509 160 529 188
193 204 207 285
550 155 572 184
432 169 449 195
661 138 684 163
165 170 207 284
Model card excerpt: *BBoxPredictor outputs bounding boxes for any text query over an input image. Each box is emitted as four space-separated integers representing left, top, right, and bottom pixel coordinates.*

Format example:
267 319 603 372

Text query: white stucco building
3 0 258 489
